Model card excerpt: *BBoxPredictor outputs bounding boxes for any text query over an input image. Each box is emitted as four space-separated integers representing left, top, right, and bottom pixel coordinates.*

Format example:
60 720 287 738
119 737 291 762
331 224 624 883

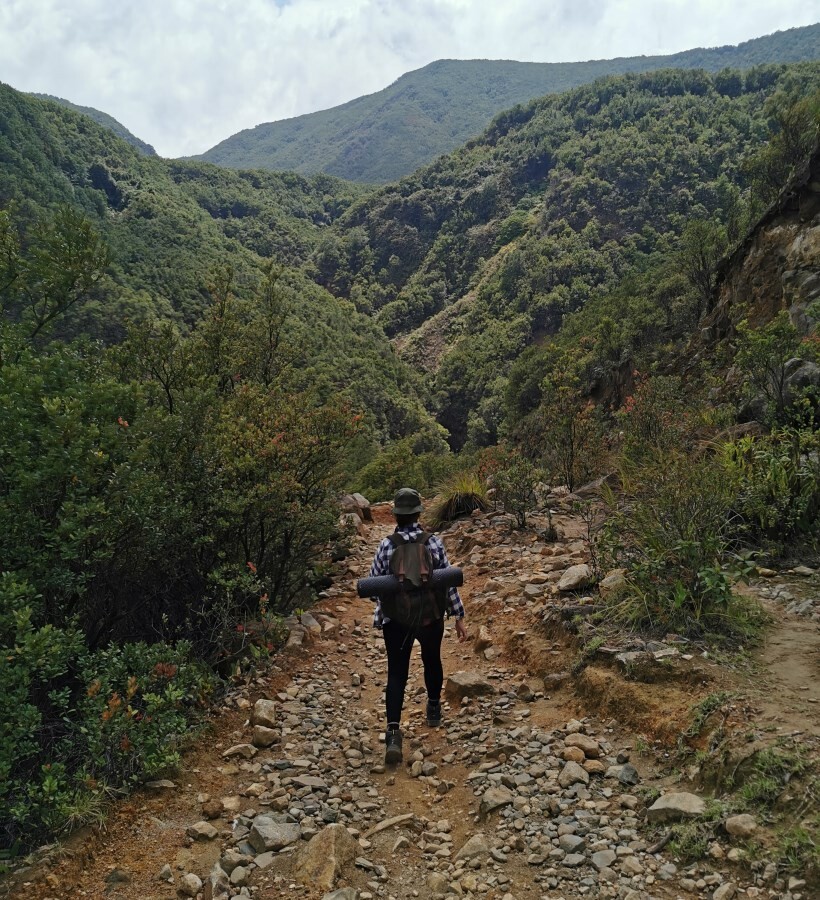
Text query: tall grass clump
425 470 489 529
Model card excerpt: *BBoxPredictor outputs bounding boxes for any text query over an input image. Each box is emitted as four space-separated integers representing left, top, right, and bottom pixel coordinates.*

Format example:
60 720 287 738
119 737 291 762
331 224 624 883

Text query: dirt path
3 507 816 900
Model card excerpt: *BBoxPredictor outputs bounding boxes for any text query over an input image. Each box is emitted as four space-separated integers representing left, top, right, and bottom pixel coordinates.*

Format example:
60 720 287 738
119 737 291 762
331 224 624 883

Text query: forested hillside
0 87 439 445
315 63 820 446
197 23 820 182
29 93 158 156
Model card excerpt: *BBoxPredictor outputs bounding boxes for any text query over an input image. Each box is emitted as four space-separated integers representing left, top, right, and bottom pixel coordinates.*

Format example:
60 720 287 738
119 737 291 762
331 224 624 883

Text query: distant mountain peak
196 22 820 183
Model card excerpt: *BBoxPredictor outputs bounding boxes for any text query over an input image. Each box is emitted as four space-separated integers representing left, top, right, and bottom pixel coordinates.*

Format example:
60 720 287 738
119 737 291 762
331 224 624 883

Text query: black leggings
382 618 444 725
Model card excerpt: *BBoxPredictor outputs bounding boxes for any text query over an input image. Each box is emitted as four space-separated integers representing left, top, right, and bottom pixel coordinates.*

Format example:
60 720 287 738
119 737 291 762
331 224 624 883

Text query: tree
678 219 727 322
735 312 808 425
0 205 109 341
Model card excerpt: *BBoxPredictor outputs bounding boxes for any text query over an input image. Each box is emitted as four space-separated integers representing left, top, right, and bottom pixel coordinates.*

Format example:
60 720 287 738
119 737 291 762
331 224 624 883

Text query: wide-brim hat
393 487 423 515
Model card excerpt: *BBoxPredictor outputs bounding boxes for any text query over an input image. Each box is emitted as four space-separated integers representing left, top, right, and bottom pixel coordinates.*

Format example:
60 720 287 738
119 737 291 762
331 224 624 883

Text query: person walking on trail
368 487 467 766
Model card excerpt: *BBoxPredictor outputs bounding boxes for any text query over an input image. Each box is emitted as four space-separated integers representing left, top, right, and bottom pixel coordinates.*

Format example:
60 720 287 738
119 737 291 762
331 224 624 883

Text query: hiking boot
384 727 403 765
426 700 442 728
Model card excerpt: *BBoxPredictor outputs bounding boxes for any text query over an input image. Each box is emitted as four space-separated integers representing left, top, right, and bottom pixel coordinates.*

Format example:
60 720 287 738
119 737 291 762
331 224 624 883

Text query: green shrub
619 373 698 461
353 435 456 502
723 427 820 545
600 450 760 638
494 451 542 528
425 470 489 529
0 606 214 850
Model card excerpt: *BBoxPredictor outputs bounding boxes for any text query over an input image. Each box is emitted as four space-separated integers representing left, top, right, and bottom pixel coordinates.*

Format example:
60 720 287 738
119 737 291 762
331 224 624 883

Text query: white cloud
0 0 816 157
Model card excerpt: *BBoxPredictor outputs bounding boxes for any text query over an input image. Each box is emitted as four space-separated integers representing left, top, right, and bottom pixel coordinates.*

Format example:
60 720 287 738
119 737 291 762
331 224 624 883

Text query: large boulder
296 823 358 891
646 792 706 823
340 493 372 522
445 671 496 702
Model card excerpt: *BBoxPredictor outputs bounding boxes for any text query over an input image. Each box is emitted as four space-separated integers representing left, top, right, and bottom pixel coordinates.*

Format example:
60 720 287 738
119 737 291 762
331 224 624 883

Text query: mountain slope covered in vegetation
197 23 820 182
316 62 820 446
0 87 435 445
29 92 159 156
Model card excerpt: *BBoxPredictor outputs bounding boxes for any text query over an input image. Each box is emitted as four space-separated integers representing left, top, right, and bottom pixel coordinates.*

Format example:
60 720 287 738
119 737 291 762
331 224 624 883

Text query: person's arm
370 538 391 578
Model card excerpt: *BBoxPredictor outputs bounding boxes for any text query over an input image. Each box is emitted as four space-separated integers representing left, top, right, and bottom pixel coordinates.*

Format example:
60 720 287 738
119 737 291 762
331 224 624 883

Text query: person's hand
455 618 467 643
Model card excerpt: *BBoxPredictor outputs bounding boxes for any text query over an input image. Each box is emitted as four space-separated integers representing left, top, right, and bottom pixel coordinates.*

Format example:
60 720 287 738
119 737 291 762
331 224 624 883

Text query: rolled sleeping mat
357 566 463 599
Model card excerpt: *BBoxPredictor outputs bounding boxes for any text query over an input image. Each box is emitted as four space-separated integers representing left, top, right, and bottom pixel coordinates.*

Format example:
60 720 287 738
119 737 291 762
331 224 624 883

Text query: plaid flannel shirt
369 523 464 628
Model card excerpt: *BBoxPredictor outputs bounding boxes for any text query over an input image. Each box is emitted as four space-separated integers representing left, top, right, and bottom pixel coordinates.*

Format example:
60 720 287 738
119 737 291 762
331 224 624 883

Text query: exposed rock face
712 144 820 339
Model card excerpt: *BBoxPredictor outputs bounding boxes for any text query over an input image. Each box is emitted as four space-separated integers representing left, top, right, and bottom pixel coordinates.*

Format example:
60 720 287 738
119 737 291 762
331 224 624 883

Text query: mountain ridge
196 23 820 182
29 92 158 156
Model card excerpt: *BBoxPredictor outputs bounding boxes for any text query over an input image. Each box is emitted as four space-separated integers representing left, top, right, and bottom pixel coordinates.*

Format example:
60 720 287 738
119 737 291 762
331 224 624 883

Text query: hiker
368 487 467 765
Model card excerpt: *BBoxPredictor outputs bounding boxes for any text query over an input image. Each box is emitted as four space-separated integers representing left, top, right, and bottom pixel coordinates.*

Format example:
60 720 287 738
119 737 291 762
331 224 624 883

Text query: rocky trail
4 500 818 900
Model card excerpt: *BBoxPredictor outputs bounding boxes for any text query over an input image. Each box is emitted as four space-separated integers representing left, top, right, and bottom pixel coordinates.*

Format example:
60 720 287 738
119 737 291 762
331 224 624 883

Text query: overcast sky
0 1 817 158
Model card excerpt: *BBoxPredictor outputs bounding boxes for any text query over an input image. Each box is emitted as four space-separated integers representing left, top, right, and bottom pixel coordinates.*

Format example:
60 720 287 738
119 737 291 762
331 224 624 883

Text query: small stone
157 863 173 883
558 761 589 788
563 852 585 867
445 671 496 702
252 725 278 748
480 786 514 817
646 792 706 823
592 849 616 870
252 698 277 728
248 817 300 853
564 733 600 758
105 868 131 884
296 823 359 891
599 568 627 599
474 625 493 653
187 820 218 841
725 813 757 839
713 884 737 900
230 865 249 887
202 798 223 819
179 873 203 897
558 564 592 592
617 763 640 785
456 833 490 860
204 864 231 900
222 743 257 760
559 834 585 853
